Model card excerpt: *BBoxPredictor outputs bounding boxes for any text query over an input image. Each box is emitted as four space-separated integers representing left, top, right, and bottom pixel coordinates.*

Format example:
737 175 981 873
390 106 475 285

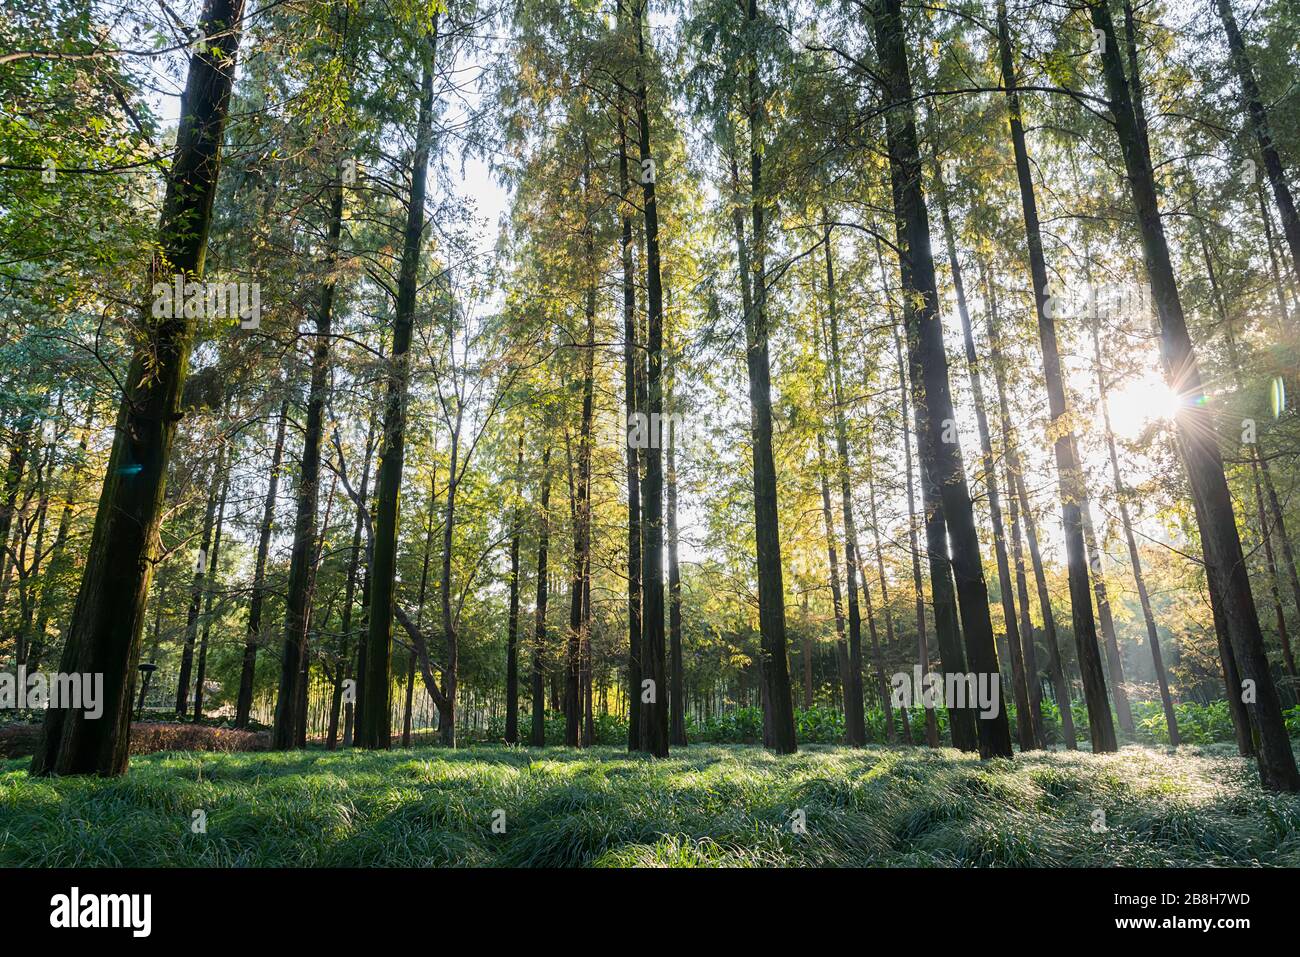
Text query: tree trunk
565 250 596 748
894 327 941 747
505 436 523 744
667 352 686 747
359 19 438 750
530 443 552 747
1091 0 1298 789
822 227 868 745
327 416 375 750
273 174 343 749
193 445 232 720
816 433 854 740
176 450 223 718
632 0 672 757
997 1 1116 752
1215 0 1300 280
617 80 643 753
32 0 247 776
236 400 289 728
871 0 1011 758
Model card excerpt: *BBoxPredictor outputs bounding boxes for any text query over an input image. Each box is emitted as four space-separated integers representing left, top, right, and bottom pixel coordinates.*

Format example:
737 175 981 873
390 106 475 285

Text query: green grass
2 742 1299 867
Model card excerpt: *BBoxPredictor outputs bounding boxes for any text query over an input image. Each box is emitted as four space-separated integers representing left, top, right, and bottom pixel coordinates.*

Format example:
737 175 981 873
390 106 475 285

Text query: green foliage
4 742 1297 867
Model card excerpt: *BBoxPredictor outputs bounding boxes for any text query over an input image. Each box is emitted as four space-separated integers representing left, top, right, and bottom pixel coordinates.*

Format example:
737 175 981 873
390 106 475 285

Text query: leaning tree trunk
1193 204 1299 683
997 2 1116 752
235 400 289 728
985 264 1056 748
273 175 343 749
1091 0 1298 789
359 20 437 750
31 0 247 776
870 0 1011 758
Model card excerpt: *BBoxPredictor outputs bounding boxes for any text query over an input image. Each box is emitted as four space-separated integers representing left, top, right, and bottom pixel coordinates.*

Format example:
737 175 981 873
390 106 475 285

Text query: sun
1106 371 1183 441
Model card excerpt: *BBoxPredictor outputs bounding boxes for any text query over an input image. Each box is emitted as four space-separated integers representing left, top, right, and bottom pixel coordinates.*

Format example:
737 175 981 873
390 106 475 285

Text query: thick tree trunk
1091 0 1298 788
359 21 438 750
998 2 1116 752
32 0 246 776
871 0 1011 758
235 400 289 728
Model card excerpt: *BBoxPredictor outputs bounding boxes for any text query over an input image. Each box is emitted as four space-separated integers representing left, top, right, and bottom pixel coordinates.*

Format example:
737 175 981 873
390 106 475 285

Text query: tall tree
358 15 438 750
869 0 1012 758
1090 0 1299 789
32 0 247 776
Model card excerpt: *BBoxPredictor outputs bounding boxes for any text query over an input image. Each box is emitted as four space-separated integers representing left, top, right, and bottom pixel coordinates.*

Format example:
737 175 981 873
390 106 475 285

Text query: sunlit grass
1 742 1297 867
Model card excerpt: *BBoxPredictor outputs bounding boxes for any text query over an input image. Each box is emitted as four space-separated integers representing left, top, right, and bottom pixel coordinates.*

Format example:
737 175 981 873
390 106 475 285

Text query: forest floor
2 742 1298 867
